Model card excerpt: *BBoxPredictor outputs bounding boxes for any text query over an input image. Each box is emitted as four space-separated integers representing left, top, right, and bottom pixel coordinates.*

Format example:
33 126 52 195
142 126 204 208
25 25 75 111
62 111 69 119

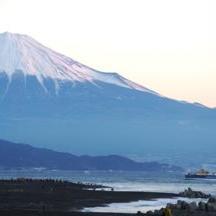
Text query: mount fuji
0 32 215 165
0 32 155 94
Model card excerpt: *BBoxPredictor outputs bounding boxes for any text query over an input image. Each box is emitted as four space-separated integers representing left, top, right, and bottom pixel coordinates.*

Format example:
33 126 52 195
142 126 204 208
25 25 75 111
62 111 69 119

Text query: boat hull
185 174 216 179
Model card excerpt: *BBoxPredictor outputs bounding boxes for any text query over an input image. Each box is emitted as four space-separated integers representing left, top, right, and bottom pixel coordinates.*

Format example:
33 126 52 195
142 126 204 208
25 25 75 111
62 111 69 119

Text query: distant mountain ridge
0 139 182 171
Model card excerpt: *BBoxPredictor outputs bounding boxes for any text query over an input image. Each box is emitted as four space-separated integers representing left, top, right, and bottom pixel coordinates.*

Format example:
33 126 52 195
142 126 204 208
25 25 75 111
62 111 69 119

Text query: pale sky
0 0 215 107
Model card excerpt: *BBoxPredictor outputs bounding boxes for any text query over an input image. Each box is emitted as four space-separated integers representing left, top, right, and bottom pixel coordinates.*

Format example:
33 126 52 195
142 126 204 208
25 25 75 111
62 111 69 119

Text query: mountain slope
0 32 155 94
0 32 215 165
0 139 181 171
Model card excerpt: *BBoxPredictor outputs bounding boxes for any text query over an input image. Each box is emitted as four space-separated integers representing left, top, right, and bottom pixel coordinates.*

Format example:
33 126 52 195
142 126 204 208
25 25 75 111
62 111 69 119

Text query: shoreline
0 210 136 216
0 178 178 215
0 178 215 216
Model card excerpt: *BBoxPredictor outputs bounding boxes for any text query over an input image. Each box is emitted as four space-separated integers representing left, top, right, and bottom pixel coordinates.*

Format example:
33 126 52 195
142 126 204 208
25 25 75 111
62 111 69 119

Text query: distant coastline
0 139 182 172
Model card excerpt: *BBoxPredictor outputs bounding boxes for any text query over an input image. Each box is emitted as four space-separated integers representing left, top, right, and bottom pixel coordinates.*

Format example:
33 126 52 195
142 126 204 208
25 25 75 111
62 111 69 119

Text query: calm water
83 197 207 213
0 169 214 213
0 169 216 194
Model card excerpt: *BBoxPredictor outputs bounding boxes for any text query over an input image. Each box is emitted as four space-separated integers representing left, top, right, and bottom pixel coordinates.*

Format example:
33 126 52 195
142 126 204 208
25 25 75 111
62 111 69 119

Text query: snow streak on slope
0 32 157 94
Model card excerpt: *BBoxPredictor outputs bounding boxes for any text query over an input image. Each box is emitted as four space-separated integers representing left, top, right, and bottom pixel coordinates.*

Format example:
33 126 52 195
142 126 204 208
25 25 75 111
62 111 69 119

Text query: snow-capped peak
0 32 156 94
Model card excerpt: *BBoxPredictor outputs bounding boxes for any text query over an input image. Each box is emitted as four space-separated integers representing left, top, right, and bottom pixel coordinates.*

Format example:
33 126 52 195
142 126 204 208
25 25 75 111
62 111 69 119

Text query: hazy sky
0 0 215 107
